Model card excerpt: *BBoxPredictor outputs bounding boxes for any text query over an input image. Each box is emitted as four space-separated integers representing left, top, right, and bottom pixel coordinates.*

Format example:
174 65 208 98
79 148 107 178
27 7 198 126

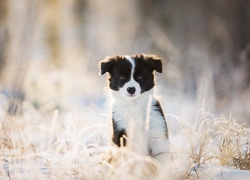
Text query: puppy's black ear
146 55 163 73
100 57 115 75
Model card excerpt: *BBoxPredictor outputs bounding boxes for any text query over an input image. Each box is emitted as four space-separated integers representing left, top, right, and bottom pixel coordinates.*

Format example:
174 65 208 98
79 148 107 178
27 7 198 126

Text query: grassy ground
0 95 249 179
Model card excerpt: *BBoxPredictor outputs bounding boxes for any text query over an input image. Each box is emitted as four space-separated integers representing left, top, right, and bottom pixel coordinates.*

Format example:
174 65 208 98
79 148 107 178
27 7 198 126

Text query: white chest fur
111 89 169 156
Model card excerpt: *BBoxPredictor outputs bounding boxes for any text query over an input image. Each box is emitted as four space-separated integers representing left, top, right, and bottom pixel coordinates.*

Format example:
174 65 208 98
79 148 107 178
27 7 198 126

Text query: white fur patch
111 88 170 156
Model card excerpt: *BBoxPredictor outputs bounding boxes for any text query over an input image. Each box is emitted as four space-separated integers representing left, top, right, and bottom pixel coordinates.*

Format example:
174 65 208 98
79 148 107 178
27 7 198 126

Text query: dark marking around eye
119 76 127 80
136 75 143 80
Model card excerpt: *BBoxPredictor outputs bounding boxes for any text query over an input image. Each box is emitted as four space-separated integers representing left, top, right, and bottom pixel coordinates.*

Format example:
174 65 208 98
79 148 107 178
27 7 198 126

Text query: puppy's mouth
124 93 140 100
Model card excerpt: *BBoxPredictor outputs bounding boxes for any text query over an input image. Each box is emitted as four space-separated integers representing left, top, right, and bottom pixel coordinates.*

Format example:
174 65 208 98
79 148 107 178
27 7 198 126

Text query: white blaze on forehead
125 55 135 77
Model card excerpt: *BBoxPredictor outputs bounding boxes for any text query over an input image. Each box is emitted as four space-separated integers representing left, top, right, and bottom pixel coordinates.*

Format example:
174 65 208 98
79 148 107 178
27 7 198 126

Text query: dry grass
172 101 250 179
0 98 249 179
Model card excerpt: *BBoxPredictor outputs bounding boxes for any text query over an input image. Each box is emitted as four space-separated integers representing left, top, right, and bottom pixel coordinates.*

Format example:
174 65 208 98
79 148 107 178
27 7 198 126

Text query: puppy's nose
127 87 136 94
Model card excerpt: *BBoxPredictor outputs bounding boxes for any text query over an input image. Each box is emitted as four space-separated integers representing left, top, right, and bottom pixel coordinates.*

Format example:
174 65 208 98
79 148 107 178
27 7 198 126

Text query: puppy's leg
149 136 171 165
112 120 126 147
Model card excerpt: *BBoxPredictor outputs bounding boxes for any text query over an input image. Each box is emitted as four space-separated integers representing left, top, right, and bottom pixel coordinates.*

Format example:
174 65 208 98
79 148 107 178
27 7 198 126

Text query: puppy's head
100 54 162 100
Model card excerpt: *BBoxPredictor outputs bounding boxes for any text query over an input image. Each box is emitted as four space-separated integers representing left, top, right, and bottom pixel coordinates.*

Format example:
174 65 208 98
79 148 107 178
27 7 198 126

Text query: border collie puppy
100 54 170 161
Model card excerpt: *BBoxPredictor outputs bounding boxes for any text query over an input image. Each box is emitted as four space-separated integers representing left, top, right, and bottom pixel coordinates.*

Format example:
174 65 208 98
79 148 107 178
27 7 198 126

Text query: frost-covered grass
0 95 250 179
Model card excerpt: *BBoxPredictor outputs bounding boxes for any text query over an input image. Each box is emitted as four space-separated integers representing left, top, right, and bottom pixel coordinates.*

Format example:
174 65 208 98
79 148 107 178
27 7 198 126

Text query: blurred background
0 0 250 124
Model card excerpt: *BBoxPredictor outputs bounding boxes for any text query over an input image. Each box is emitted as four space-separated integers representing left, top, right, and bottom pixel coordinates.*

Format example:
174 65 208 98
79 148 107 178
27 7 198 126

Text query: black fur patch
112 119 127 147
153 101 169 139
132 55 156 93
101 55 132 91
132 54 162 73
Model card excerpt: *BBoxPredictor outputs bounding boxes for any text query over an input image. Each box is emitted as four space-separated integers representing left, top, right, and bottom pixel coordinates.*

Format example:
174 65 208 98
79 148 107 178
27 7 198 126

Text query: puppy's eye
136 75 143 80
119 76 126 80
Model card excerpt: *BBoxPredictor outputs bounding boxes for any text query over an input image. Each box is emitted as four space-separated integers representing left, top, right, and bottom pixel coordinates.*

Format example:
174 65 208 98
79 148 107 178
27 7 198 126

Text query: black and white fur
100 54 170 161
